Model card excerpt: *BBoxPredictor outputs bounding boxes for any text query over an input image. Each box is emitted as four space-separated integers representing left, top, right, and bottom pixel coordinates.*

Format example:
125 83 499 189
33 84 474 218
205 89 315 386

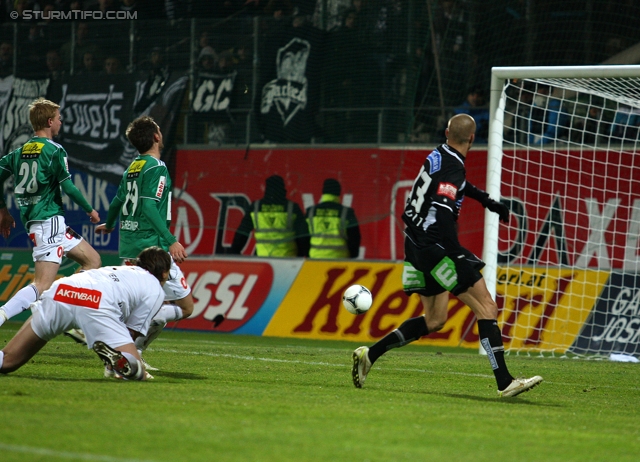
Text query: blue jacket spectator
454 86 489 143
528 86 569 145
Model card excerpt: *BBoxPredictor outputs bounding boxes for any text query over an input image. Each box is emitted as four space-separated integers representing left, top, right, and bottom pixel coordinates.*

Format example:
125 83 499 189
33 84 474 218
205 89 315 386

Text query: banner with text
47 72 188 184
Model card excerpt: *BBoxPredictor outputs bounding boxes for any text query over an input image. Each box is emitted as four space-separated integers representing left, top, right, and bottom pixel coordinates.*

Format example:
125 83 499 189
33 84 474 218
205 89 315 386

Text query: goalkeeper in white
0 247 171 380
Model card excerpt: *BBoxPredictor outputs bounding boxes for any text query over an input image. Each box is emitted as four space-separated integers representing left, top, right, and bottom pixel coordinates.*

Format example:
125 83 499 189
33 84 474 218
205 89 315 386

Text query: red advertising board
174 146 640 269
500 150 640 269
172 147 489 261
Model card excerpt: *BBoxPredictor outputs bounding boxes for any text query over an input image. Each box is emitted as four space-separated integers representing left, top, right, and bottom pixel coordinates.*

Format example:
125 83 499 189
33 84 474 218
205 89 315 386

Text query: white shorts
28 216 82 264
30 297 133 349
124 256 190 302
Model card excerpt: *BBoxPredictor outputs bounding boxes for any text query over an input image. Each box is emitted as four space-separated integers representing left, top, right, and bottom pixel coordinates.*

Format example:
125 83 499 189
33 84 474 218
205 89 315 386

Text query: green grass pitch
1 323 639 462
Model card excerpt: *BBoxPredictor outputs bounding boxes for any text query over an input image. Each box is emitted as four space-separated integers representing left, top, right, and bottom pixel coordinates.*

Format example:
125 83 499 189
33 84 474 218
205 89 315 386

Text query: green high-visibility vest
250 200 297 257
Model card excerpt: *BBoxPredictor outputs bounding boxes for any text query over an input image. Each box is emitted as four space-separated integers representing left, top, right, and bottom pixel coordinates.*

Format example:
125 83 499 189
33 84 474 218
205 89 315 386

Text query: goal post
486 65 640 358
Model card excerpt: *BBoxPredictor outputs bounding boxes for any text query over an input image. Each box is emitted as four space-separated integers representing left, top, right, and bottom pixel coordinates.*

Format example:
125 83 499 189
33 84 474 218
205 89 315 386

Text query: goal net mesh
493 71 640 358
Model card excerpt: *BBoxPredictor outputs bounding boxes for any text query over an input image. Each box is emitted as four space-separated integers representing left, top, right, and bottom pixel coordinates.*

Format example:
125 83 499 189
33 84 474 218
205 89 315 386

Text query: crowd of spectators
2 1 639 145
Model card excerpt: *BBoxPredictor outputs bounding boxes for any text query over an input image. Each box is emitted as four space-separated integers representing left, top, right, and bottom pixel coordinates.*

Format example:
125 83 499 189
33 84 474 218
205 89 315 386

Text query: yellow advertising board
496 267 609 352
264 261 610 351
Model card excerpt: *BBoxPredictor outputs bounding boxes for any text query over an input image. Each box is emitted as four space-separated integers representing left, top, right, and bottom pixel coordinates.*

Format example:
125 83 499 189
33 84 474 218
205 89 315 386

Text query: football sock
478 319 514 390
1 284 39 319
120 352 144 380
135 320 167 351
153 303 183 324
0 350 4 371
368 316 429 364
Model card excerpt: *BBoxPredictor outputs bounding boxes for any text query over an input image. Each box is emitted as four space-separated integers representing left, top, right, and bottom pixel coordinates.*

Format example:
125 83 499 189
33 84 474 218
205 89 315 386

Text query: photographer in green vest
306 179 361 259
230 175 310 257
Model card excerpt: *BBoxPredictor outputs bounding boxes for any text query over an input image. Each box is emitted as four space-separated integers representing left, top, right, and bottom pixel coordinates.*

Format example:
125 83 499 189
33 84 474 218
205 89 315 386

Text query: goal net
486 66 640 358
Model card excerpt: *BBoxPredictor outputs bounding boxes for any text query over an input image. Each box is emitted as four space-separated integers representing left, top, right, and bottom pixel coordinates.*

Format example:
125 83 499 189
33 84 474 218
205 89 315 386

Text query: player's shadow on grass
437 392 560 407
152 371 207 380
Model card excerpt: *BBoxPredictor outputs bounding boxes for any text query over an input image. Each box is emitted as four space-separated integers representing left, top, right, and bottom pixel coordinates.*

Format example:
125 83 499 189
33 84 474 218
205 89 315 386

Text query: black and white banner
192 71 236 114
49 74 136 183
257 25 322 143
47 71 187 184
0 77 50 156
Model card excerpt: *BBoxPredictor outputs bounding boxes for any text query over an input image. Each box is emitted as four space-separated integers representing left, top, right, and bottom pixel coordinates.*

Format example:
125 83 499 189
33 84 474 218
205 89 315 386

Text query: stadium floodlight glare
486 65 640 358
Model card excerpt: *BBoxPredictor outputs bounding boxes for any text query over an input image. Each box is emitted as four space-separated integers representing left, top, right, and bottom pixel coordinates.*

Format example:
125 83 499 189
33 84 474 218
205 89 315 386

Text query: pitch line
151 347 496 380
0 443 155 462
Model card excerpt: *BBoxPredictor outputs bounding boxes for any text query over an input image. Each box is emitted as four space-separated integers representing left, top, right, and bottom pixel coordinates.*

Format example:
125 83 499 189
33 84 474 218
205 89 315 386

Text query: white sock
0 350 4 371
2 284 39 319
153 304 183 324
120 351 144 380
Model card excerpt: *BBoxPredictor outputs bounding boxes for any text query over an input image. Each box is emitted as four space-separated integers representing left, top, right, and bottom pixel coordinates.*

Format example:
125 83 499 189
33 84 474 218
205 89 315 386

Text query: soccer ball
342 285 373 315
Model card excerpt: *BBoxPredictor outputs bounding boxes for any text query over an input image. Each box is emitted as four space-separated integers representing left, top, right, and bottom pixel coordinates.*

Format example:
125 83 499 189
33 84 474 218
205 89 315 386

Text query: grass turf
1 323 639 462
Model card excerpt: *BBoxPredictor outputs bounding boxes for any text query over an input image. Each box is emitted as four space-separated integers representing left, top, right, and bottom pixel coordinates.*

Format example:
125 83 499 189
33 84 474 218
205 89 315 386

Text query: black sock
368 317 429 364
477 319 514 390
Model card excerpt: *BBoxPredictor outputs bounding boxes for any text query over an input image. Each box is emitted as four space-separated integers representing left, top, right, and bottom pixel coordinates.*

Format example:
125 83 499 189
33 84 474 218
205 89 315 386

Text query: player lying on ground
0 247 171 380
352 114 543 397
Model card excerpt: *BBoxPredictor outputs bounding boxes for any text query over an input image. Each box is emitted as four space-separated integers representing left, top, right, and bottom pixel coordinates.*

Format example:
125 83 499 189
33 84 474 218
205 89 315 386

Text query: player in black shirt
352 114 543 397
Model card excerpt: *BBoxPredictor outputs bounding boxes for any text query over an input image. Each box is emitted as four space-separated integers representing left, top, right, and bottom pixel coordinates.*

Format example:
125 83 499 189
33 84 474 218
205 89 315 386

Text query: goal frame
485 65 640 355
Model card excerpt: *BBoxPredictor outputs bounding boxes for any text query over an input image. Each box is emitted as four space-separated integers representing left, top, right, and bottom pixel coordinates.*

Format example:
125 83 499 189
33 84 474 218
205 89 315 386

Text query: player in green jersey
95 116 193 371
0 98 101 327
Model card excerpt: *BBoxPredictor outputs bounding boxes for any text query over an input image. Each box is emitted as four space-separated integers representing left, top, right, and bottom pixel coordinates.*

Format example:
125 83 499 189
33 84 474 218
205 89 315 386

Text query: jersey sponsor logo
127 159 146 178
437 182 458 201
402 262 426 290
21 142 44 158
53 283 102 309
120 220 139 231
430 256 458 291
156 176 166 198
427 151 442 174
16 195 42 206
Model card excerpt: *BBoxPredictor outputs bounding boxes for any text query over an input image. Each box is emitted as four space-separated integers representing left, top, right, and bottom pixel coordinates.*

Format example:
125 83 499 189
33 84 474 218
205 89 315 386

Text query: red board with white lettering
172 147 488 261
500 149 640 269
174 259 276 332
173 147 640 269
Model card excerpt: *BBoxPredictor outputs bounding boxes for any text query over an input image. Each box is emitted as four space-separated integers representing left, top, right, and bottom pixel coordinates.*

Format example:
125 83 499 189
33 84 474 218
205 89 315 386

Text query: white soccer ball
342 285 373 315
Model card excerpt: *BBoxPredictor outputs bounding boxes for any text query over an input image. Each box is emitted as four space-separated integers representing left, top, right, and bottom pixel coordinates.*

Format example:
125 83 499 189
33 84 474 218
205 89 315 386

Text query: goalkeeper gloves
485 199 510 223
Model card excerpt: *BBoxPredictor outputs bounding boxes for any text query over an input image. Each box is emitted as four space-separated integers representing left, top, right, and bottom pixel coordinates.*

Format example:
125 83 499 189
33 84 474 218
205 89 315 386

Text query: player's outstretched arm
463 182 510 223
61 179 97 220
0 207 16 239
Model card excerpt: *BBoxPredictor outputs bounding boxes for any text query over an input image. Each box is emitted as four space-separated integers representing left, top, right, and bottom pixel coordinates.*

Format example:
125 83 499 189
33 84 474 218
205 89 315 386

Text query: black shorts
402 238 485 297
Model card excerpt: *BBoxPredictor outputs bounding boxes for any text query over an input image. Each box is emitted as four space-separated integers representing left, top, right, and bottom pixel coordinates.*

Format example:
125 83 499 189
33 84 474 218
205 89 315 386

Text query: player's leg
135 260 193 369
2 297 73 373
60 227 101 341
93 341 148 380
78 309 148 381
367 292 447 365
1 218 100 327
0 259 59 327
0 318 48 373
65 234 102 271
456 278 543 396
352 291 448 388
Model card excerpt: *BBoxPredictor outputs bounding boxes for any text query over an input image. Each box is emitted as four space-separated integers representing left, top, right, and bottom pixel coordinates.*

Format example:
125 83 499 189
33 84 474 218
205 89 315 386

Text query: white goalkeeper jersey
45 265 165 336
